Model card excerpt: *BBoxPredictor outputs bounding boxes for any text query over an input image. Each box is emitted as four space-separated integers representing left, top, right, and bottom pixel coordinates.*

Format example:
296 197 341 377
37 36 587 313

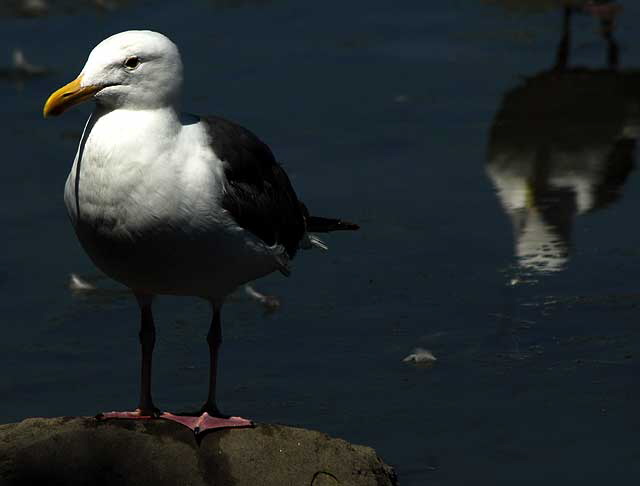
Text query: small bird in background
43 30 358 436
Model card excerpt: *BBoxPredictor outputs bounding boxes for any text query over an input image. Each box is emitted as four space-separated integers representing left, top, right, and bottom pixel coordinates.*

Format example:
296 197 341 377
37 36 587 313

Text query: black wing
202 116 306 259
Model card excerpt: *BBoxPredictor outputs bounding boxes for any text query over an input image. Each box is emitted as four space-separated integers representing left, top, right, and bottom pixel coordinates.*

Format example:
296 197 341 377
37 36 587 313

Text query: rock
0 417 396 486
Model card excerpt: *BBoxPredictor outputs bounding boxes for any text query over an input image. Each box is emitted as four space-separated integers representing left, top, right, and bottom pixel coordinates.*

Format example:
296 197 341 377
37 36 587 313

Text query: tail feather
308 234 329 250
306 215 360 233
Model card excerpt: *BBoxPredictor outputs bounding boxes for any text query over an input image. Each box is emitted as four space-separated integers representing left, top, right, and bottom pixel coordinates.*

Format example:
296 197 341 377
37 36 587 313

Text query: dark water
2 1 640 484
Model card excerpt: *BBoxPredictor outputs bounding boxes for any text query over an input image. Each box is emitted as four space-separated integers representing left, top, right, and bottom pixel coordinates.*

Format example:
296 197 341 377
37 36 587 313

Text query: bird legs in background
554 3 621 72
98 297 252 436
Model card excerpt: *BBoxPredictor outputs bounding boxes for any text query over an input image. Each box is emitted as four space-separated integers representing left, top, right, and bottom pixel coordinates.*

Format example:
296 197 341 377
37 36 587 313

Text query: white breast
64 107 281 298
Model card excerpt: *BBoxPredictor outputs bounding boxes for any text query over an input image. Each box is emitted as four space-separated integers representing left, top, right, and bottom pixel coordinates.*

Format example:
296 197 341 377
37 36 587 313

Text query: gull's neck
77 103 187 178
93 101 181 125
90 103 183 145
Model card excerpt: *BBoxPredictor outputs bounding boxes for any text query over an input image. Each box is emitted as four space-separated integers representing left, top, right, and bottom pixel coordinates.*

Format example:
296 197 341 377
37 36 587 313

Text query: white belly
64 108 280 298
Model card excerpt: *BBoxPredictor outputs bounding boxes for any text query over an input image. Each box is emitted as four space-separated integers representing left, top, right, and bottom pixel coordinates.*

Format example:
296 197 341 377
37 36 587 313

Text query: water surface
1 1 639 484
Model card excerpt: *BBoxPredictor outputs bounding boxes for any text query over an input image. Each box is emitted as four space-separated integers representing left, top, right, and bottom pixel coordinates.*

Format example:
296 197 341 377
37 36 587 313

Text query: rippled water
2 1 639 484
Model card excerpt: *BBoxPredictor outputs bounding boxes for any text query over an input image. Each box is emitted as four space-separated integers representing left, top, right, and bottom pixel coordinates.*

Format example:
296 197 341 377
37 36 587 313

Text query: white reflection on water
487 4 639 276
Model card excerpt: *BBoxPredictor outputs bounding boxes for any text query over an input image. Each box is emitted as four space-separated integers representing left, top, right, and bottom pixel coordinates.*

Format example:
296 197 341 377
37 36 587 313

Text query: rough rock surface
0 417 396 486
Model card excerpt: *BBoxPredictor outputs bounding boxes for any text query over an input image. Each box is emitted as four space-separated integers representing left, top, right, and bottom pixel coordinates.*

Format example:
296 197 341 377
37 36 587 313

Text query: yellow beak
43 76 102 117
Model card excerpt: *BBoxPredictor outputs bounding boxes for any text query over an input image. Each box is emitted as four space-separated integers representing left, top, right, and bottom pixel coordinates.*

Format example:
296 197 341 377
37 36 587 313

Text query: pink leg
98 410 157 420
98 294 160 421
157 305 252 436
99 302 252 436
99 409 251 434
159 412 252 434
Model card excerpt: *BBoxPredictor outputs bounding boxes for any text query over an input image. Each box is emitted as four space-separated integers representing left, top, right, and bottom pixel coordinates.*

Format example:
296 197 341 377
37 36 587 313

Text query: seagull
43 30 358 436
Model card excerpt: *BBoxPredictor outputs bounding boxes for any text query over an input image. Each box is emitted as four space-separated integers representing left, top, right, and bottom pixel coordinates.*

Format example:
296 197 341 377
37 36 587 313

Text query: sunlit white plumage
45 30 357 433
64 31 292 300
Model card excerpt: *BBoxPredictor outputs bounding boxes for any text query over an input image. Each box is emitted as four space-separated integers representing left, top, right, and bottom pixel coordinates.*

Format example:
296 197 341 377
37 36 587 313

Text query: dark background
1 1 639 484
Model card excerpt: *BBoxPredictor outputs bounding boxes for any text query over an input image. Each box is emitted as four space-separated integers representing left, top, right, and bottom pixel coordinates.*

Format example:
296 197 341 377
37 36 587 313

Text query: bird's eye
123 56 140 69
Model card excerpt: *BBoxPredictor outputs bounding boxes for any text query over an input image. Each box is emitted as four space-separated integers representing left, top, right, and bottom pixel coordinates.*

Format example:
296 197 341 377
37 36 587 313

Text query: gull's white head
43 30 183 117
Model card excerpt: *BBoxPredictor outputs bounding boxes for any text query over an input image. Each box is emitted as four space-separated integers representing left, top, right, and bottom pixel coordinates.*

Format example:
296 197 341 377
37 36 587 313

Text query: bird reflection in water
486 1 639 276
